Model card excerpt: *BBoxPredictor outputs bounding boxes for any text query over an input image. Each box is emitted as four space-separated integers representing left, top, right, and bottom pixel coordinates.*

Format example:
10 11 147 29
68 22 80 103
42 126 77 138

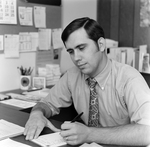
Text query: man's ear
97 37 106 52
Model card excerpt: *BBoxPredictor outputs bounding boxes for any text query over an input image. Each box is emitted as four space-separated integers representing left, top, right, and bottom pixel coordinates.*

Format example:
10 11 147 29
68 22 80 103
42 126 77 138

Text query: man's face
65 28 104 77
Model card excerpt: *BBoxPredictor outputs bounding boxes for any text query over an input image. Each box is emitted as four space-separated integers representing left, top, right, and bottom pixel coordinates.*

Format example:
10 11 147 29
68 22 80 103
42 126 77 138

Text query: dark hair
61 17 105 44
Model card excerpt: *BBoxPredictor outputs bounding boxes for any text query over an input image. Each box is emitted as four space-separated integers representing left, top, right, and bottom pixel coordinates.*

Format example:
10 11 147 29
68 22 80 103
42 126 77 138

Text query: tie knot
88 78 97 89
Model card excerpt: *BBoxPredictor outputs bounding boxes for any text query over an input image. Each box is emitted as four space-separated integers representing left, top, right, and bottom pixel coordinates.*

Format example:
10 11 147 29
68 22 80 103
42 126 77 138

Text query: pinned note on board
52 28 64 49
34 6 46 28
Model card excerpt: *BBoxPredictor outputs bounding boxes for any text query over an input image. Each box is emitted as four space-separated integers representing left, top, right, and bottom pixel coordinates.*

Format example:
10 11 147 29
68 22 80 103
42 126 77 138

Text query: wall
60 0 97 73
97 0 150 53
0 0 61 92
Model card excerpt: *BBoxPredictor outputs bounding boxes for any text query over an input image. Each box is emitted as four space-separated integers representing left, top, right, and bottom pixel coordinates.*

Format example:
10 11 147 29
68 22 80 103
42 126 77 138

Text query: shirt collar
84 57 111 90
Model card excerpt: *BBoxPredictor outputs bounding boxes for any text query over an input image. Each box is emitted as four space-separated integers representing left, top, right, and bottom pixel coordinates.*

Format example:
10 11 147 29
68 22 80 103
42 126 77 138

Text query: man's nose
74 50 81 61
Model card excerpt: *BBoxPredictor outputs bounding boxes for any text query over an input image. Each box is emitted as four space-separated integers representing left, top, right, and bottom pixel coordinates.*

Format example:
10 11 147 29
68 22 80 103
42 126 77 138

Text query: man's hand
24 110 60 140
60 121 90 145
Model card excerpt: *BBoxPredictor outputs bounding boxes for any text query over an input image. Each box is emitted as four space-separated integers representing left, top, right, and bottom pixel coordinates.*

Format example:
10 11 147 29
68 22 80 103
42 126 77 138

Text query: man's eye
79 46 85 50
67 49 74 54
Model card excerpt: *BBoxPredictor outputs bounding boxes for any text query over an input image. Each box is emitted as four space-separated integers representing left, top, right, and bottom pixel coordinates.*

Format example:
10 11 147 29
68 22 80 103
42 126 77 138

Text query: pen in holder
18 66 33 90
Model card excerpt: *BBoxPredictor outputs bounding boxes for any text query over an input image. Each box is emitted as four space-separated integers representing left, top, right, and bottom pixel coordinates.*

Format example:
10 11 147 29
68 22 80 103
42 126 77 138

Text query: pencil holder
20 75 31 90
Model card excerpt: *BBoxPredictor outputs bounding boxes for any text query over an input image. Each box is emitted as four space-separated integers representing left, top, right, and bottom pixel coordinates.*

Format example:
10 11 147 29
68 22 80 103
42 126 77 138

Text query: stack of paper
107 47 136 67
46 64 61 86
38 64 61 86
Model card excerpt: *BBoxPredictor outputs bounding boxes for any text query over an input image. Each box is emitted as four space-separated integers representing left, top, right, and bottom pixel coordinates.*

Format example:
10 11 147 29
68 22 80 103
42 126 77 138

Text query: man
24 17 150 146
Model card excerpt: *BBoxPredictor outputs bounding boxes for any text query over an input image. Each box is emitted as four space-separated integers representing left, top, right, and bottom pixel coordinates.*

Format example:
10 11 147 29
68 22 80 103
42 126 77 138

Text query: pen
71 112 83 123
27 88 42 92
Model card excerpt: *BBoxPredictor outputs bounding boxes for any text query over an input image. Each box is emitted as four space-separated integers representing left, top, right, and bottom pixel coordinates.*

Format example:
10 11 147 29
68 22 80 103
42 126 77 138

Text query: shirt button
101 87 104 90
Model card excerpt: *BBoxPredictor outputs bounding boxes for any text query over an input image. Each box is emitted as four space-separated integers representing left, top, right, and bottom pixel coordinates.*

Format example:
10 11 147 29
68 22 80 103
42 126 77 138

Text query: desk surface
0 104 68 147
0 103 145 147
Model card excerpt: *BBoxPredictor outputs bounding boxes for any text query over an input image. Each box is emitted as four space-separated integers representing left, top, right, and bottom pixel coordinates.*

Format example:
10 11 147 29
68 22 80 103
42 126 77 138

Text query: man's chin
80 68 90 75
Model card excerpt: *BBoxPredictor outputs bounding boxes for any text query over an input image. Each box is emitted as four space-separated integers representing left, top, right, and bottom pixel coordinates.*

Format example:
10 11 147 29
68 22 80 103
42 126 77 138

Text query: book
31 132 67 147
0 119 24 141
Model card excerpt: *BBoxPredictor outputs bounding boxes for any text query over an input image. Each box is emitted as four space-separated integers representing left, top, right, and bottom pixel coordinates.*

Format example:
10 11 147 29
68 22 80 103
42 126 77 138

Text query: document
34 6 46 28
0 0 17 24
52 28 64 49
31 132 67 147
30 32 38 51
0 138 31 147
4 34 19 58
19 32 32 52
0 98 36 108
38 29 51 50
22 88 49 102
0 119 24 141
18 6 33 26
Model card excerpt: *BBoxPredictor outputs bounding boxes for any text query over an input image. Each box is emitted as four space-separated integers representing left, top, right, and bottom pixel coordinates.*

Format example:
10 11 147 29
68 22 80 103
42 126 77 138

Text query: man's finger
25 126 37 140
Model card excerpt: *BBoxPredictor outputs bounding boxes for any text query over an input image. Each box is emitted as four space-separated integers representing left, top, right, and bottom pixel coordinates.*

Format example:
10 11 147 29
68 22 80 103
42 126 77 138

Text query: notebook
31 132 67 147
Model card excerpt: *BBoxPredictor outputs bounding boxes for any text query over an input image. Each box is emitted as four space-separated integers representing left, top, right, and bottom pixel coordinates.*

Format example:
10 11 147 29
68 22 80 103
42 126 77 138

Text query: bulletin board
0 0 61 53
0 0 62 92
0 0 61 71
0 1 61 34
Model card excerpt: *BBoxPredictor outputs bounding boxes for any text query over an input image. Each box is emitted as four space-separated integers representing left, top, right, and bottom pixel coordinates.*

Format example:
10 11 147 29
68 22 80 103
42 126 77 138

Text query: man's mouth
78 63 87 68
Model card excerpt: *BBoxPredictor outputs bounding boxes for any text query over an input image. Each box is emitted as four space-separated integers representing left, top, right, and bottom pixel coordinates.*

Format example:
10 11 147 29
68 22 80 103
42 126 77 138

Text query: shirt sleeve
124 74 150 126
31 102 53 118
37 71 73 117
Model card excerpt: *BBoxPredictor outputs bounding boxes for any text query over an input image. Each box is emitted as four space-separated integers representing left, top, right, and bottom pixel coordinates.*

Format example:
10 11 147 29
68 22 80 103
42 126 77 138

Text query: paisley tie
88 78 100 127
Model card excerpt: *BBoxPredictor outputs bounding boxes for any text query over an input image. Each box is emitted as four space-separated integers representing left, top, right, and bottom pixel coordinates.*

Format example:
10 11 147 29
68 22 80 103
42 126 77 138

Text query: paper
0 99 36 108
6 92 42 102
0 0 17 24
38 29 51 50
0 119 24 141
30 32 38 51
19 32 38 52
4 34 19 58
37 64 61 86
34 6 46 28
0 35 3 51
23 88 49 98
52 28 64 49
32 77 46 89
31 132 67 147
80 142 103 147
18 7 33 26
19 32 32 52
0 138 31 147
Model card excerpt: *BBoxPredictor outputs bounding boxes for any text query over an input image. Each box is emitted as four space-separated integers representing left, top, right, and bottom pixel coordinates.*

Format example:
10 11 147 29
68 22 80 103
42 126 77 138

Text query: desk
0 103 145 147
0 104 69 147
2 88 78 122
